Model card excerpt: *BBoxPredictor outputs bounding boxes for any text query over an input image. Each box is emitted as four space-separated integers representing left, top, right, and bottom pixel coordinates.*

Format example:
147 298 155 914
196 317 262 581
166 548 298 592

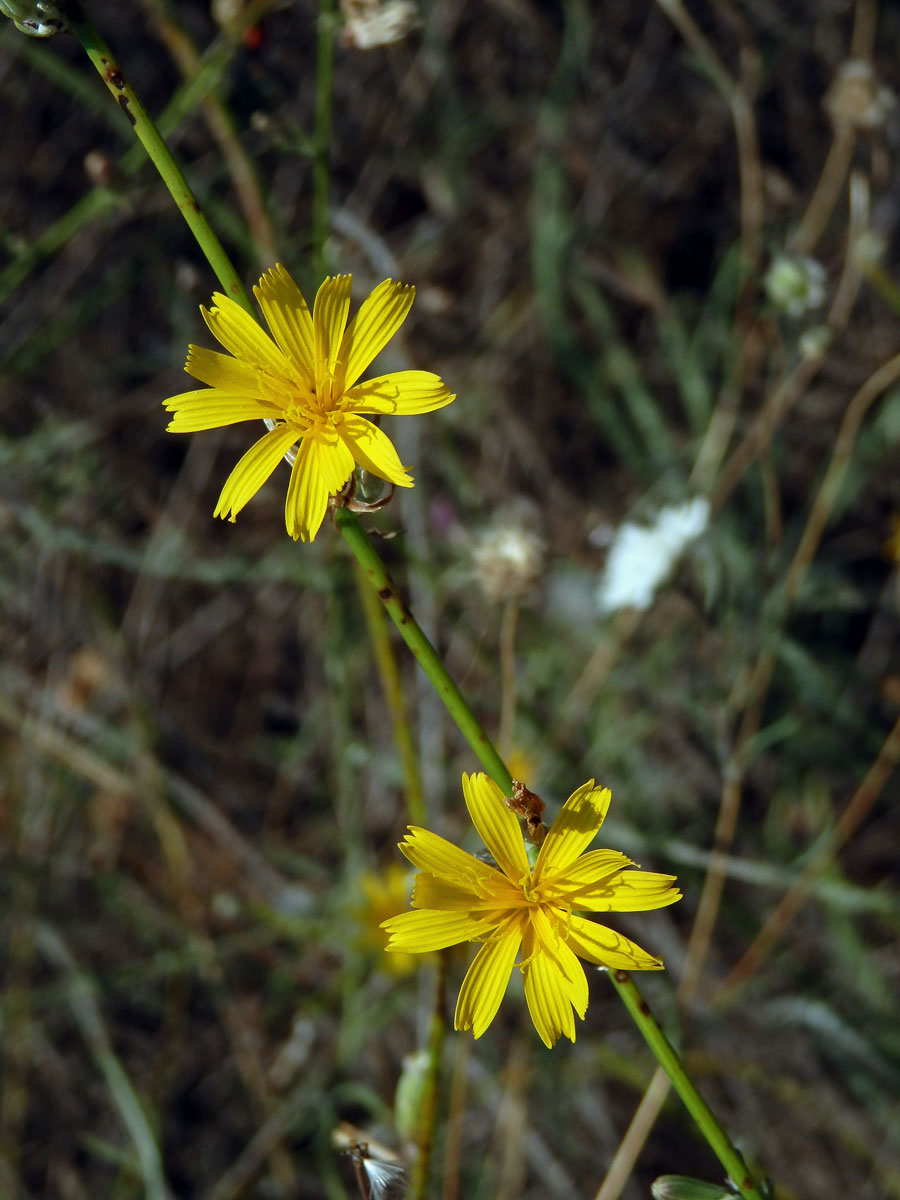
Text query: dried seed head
211 0 247 29
340 0 420 50
825 60 896 131
83 151 115 188
332 1123 406 1200
471 499 545 602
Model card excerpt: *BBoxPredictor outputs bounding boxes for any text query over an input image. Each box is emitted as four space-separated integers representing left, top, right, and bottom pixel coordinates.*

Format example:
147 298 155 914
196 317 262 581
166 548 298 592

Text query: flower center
259 365 349 428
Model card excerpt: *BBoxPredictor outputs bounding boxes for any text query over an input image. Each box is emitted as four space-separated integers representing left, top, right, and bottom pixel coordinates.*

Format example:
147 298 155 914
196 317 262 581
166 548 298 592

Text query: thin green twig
61 0 253 314
609 971 765 1200
313 0 335 278
354 559 426 825
334 507 514 795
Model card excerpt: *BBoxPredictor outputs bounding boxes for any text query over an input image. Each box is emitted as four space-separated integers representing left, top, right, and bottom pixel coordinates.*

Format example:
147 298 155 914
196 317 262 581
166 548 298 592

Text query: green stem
410 950 449 1200
609 971 765 1200
62 0 254 315
334 508 513 795
313 0 335 278
353 559 426 825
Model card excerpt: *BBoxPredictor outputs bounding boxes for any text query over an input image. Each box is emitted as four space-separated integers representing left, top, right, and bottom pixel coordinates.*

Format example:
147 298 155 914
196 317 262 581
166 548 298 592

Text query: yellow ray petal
313 422 357 494
540 848 635 899
163 392 284 433
381 909 496 953
412 873 477 910
346 370 456 415
521 923 583 1047
214 423 300 521
313 275 352 389
254 264 316 389
532 782 610 882
184 345 264 395
283 438 319 543
563 914 664 971
398 827 507 896
454 919 523 1038
283 430 354 542
338 279 415 391
201 294 294 379
569 870 681 914
528 906 589 1020
412 872 519 912
461 773 530 885
336 414 413 487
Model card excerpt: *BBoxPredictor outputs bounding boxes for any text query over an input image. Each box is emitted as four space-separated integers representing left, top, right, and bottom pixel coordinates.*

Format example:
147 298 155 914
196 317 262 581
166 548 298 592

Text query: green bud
0 0 66 35
651 1175 736 1200
394 1049 430 1144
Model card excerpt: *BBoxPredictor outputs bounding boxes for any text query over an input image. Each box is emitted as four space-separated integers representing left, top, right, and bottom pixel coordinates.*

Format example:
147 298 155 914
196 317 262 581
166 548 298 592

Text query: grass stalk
36 923 171 1200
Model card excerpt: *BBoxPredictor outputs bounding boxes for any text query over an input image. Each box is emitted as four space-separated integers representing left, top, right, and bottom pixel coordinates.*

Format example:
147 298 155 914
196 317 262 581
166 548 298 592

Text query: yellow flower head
382 773 681 1048
163 266 455 541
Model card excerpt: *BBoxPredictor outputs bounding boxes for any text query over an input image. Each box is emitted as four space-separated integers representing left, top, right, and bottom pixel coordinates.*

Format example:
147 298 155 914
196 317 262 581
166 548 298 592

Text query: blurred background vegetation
2 0 899 1197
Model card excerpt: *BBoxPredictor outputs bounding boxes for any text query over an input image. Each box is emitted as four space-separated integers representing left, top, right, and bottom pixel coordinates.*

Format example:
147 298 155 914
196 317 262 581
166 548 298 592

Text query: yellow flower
353 863 423 976
382 773 681 1048
163 266 455 541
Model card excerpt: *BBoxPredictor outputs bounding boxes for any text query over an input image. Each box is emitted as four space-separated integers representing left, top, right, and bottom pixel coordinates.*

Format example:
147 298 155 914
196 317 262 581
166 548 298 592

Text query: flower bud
0 0 66 36
651 1176 736 1200
825 60 895 132
471 499 545 602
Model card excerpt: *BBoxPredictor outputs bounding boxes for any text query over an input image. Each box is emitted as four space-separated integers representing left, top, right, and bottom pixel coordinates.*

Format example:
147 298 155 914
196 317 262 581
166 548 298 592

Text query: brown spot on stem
613 970 630 983
378 587 392 600
117 95 136 126
105 67 126 90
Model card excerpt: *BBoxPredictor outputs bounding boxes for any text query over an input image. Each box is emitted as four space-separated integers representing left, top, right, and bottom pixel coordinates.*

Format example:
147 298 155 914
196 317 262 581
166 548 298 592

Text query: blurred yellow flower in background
382 773 681 1047
505 745 539 789
354 862 422 975
885 513 900 563
164 266 455 541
